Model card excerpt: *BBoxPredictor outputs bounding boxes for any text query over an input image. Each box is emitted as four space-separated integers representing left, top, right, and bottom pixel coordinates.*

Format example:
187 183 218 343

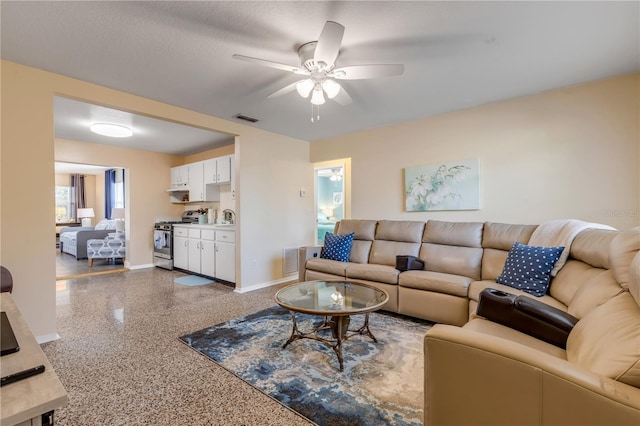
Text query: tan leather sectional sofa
299 219 640 425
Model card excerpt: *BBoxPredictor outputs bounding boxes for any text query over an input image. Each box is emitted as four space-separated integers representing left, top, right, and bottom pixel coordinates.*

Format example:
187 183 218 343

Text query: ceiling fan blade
314 21 344 68
333 86 352 106
331 64 404 80
232 54 308 75
266 81 301 99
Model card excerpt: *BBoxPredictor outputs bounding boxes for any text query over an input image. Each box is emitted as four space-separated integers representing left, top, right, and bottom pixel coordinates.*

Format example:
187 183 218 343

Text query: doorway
315 160 350 244
55 162 128 279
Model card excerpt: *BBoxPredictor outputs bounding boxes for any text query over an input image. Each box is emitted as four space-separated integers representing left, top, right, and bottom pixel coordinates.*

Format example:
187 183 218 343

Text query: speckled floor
43 268 312 425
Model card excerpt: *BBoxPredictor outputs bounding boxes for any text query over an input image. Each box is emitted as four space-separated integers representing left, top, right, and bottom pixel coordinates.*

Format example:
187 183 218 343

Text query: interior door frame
313 158 351 244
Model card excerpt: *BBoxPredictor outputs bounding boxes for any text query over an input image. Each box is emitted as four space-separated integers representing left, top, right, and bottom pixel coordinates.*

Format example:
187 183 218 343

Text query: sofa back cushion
609 227 640 290
369 220 423 267
423 220 483 247
566 291 640 387
547 228 620 308
336 220 377 264
481 222 538 280
420 221 484 280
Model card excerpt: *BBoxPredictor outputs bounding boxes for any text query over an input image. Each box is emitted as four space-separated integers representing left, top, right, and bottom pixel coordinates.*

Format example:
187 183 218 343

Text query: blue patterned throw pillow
321 232 355 262
495 242 565 297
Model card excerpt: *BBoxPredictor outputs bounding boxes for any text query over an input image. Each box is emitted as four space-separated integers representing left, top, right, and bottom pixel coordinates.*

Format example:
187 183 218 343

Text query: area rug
179 306 432 426
174 275 214 286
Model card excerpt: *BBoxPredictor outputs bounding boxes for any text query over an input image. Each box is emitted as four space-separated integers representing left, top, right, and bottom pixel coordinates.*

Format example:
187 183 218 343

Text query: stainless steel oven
154 222 175 270
153 211 198 270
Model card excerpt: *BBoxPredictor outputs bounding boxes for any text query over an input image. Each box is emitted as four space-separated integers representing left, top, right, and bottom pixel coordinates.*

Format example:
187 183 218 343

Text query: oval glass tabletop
275 280 388 315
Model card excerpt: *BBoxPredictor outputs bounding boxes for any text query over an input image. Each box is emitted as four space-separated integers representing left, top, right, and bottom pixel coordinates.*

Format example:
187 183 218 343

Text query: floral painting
405 159 479 211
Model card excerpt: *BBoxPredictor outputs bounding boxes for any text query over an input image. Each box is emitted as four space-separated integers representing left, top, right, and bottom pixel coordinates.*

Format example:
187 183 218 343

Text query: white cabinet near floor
173 227 189 270
172 225 235 283
184 227 216 276
215 230 236 283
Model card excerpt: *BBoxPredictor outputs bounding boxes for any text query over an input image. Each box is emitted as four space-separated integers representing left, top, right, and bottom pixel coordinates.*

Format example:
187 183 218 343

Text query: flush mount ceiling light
89 123 133 138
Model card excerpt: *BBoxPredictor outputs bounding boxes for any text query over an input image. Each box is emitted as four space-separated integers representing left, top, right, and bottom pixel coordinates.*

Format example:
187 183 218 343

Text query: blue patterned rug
179 306 432 425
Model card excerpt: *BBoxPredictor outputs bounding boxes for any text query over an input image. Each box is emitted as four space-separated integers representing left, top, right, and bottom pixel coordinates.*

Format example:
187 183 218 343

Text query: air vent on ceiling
234 114 259 123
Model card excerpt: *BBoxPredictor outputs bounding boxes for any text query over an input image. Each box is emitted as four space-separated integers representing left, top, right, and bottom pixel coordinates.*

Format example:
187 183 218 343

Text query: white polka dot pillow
495 242 565 297
321 232 355 262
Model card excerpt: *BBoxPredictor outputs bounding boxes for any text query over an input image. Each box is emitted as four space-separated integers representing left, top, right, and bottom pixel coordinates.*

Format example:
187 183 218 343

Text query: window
55 185 74 223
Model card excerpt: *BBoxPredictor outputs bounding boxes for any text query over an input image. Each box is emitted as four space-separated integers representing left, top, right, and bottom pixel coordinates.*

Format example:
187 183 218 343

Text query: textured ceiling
2 1 638 150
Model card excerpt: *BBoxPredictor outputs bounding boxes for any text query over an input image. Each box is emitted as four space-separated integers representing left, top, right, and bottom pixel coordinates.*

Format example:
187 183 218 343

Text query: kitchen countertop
173 223 235 230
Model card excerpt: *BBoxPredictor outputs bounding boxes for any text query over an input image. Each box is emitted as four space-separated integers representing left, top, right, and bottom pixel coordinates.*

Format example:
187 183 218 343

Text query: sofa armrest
59 226 93 234
424 324 640 426
75 230 111 259
299 245 323 281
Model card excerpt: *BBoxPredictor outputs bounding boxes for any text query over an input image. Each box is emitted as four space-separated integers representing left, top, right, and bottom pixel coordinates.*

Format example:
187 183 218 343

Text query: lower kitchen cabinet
173 226 234 283
173 228 189 270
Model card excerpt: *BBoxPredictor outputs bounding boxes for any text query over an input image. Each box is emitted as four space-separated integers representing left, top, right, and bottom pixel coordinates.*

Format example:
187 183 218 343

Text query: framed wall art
404 159 479 211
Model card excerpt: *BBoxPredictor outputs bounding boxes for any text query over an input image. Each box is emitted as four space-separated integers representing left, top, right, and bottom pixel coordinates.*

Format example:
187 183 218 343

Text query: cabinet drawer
201 229 216 241
216 230 235 243
188 229 201 239
174 227 188 237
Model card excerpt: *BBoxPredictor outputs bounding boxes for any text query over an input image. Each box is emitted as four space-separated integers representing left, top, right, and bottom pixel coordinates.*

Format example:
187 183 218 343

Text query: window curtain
105 169 117 219
70 173 86 222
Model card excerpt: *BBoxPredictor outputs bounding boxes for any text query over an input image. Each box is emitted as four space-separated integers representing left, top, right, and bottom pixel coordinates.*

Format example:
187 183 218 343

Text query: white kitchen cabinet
204 155 233 184
170 165 189 188
200 231 216 277
215 230 236 283
173 228 189 270
189 161 220 202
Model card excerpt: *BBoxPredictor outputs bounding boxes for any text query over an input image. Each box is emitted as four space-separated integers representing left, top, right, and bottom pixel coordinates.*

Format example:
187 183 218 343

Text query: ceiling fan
232 21 404 109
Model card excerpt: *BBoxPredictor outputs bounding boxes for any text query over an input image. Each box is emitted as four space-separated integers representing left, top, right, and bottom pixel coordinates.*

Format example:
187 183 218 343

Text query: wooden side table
0 294 68 425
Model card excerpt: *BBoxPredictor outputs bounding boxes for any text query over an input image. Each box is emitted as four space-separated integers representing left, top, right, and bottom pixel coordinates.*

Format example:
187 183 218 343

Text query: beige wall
1 61 312 340
311 74 640 230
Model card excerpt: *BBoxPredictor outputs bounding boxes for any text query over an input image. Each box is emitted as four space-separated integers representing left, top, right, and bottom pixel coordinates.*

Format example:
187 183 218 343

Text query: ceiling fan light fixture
296 79 314 98
90 123 133 138
322 79 341 99
310 86 325 105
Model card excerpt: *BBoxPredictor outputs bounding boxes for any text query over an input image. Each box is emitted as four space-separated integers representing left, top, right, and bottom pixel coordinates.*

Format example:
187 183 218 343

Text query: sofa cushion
480 248 509 281
349 240 372 264
482 222 538 251
320 232 354 262
305 258 349 277
420 244 483 280
609 227 640 290
345 263 400 285
375 220 425 243
567 270 624 319
335 220 377 241
495 242 564 297
369 240 420 267
399 270 472 297
94 219 116 230
569 229 617 269
566 291 640 387
423 220 484 247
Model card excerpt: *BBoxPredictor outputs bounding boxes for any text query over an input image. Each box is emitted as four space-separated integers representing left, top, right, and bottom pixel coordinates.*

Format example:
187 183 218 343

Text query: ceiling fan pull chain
311 103 314 123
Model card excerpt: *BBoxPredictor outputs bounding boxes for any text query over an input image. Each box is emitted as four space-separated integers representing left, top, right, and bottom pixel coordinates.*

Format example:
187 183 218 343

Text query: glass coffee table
274 280 389 371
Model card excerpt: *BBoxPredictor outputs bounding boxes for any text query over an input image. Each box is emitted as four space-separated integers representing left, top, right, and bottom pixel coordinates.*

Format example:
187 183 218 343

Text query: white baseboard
234 275 297 293
127 263 154 270
36 332 60 344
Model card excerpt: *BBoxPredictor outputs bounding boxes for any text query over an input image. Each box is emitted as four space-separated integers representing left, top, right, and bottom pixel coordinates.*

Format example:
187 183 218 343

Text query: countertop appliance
153 211 199 270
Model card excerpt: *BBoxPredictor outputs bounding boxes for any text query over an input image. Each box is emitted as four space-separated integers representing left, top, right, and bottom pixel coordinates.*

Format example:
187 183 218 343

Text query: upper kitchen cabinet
204 155 233 185
189 161 219 202
170 165 189 188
